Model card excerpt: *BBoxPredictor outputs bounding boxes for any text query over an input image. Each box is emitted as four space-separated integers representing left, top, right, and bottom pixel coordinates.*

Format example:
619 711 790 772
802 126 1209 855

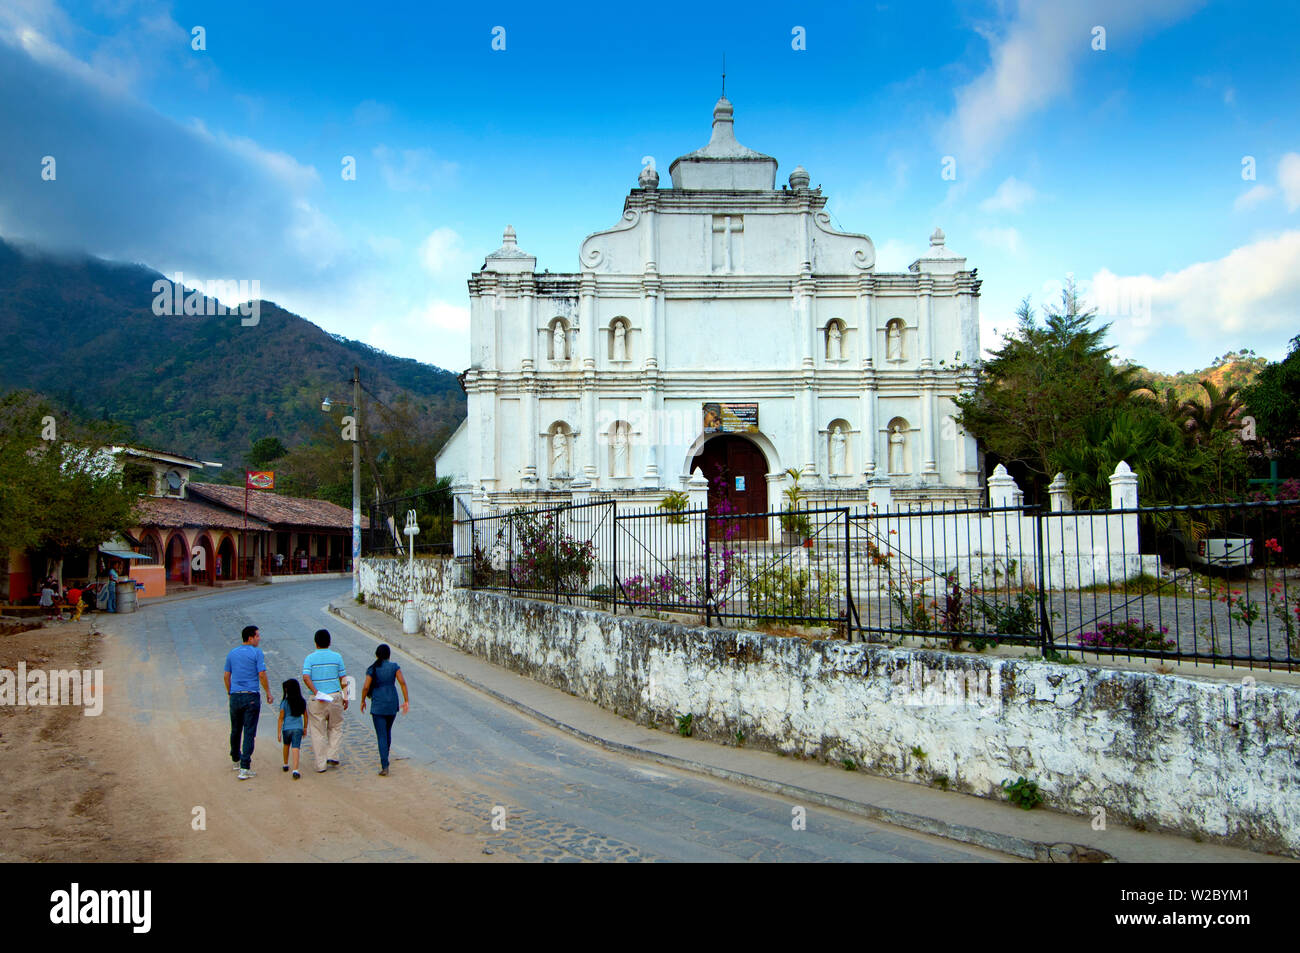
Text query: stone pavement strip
327 599 1288 864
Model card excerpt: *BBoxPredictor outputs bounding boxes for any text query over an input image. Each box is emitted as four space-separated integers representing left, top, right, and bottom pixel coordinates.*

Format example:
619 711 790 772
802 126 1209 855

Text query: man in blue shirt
223 625 272 779
302 628 348 773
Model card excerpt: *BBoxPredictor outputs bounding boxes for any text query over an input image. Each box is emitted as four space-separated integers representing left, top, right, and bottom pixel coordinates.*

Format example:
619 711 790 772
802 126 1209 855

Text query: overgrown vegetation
954 280 1251 508
0 391 140 583
1001 776 1043 810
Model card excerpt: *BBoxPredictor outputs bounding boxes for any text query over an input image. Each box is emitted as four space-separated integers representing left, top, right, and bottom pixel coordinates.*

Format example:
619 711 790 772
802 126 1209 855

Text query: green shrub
743 562 839 622
657 491 690 524
1001 776 1043 810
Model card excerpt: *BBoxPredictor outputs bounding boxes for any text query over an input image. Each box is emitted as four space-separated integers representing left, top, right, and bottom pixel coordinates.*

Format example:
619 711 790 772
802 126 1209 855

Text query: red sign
246 471 275 490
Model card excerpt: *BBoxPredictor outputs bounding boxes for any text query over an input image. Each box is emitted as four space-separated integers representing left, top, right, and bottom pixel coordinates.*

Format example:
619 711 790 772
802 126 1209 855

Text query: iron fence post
842 507 855 642
553 507 561 604
703 509 713 627
611 500 618 616
1034 503 1052 653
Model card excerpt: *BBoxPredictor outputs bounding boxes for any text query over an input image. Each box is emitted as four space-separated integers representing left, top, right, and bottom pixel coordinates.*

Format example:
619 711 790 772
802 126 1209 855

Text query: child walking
39 583 58 621
278 678 307 779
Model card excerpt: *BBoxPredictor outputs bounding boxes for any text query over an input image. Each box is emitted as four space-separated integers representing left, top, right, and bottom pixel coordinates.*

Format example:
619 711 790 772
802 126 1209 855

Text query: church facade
436 98 982 515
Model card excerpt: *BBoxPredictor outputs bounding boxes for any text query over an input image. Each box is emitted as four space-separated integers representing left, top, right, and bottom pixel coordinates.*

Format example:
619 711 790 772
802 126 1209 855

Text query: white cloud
1279 152 1300 212
976 226 1022 255
361 299 471 367
943 0 1200 167
418 227 470 276
373 145 457 192
873 238 916 272
979 176 1037 214
188 120 321 192
1234 185 1276 211
1094 230 1300 362
414 300 470 333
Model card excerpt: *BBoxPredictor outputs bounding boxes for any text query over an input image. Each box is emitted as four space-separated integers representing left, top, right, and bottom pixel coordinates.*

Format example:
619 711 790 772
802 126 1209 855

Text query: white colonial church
437 97 982 516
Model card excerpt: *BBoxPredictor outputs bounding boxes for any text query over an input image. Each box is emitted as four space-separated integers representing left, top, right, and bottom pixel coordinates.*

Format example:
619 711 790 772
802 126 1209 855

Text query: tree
1180 379 1244 447
1053 403 1244 517
247 436 288 469
953 282 1139 496
0 391 140 582
1240 335 1300 461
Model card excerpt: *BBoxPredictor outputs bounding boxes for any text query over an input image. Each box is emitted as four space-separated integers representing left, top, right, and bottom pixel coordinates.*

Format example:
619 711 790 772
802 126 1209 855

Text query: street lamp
402 508 420 633
320 365 362 598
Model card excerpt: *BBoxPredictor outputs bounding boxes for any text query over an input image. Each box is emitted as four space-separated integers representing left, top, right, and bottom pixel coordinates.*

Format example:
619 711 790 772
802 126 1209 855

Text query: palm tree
1181 379 1244 446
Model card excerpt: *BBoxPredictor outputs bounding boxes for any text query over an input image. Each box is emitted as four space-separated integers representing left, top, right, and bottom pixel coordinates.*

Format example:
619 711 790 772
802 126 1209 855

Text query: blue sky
1 0 1298 373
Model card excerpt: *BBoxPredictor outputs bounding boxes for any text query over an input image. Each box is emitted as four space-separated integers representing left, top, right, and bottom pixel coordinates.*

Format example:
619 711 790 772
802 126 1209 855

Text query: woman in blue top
360 644 409 776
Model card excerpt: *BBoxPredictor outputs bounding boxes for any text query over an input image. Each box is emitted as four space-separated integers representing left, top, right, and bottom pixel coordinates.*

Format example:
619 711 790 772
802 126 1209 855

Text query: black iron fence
456 497 1299 671
366 488 454 557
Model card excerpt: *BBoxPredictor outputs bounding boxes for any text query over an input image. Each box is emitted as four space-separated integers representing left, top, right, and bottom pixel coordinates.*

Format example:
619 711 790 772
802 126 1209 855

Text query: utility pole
352 364 361 599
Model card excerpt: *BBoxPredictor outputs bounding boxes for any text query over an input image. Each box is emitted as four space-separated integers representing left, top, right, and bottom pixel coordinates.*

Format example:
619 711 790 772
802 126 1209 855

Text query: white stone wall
361 556 1300 857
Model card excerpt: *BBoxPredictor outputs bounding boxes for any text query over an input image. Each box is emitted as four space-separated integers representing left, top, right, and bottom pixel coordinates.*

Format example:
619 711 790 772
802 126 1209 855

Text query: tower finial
721 53 726 98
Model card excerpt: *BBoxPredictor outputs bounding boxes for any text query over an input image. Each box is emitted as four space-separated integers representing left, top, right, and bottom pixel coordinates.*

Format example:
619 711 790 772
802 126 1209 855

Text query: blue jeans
372 713 396 769
229 693 261 769
104 583 117 613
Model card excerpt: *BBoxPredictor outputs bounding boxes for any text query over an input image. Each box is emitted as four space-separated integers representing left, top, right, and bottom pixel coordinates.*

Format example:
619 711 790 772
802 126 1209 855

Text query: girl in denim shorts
278 679 307 779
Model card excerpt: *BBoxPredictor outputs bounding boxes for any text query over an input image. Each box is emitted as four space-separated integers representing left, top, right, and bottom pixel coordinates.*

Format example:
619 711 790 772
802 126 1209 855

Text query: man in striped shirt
302 629 349 773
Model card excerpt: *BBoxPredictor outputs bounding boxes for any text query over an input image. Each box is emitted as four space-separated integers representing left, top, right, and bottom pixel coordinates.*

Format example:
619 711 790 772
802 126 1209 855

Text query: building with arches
437 97 982 517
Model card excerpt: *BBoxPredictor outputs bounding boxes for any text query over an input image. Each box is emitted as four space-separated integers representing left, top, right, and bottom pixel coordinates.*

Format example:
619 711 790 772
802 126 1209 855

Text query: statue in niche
827 323 842 362
830 425 847 475
612 424 629 477
889 424 907 474
551 429 569 477
887 321 903 361
552 323 567 361
613 321 627 361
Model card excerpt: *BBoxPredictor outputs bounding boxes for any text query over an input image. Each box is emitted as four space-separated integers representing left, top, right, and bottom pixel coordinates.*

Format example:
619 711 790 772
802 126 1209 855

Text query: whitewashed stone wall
361 555 1300 856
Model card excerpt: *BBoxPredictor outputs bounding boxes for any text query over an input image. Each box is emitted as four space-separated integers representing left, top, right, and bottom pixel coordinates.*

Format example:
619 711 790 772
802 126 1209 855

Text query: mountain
0 239 465 473
1122 351 1268 401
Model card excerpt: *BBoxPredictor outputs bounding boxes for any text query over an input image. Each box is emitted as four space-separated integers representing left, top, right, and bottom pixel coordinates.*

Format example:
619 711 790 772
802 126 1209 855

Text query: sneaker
378 767 388 776
237 768 256 780
282 764 289 772
292 771 301 779
326 759 340 766
316 767 328 773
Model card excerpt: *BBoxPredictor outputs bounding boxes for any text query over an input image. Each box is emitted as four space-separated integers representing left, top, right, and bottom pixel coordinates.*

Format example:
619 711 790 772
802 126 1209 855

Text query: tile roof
134 496 270 531
188 483 369 530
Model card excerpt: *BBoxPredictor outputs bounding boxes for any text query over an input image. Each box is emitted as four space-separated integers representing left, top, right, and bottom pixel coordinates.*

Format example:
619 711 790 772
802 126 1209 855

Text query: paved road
114 580 1006 862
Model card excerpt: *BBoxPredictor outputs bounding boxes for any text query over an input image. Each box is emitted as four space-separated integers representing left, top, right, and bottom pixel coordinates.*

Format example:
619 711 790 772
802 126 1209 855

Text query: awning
99 547 151 560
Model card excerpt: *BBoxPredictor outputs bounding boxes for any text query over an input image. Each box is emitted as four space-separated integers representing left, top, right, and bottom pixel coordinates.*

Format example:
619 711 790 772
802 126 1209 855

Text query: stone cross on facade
712 214 743 272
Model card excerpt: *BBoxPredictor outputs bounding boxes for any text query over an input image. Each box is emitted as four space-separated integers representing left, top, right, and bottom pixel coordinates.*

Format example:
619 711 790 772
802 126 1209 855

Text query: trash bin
116 578 138 614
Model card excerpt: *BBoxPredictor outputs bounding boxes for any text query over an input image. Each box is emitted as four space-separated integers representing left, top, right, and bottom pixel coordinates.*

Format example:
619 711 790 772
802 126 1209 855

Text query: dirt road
0 617 505 863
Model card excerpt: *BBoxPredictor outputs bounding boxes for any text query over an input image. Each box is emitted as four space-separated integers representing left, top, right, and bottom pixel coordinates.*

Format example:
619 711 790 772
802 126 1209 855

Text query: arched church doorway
690 434 769 540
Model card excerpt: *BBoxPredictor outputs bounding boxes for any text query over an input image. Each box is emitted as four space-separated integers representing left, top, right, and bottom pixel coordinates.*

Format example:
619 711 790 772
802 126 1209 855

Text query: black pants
229 693 261 769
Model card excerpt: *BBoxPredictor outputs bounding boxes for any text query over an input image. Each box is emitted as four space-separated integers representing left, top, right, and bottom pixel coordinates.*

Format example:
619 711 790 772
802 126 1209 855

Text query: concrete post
1048 472 1072 513
867 476 892 511
687 469 709 512
1109 461 1138 509
988 464 1022 508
